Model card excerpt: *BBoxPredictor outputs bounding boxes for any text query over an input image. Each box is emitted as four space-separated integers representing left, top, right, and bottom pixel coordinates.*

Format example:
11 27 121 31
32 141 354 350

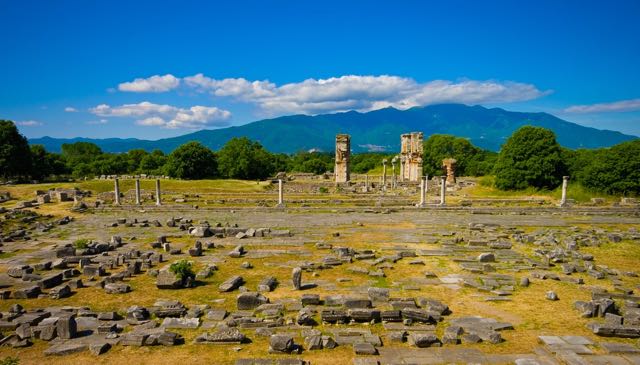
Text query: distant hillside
30 104 638 153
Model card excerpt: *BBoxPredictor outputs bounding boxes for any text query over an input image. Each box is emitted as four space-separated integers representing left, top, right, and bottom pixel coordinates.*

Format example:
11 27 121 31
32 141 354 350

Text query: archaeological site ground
0 174 639 365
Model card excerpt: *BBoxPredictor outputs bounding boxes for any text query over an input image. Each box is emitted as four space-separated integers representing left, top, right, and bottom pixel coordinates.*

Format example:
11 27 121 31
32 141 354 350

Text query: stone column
560 176 569 207
363 174 369 193
399 158 405 182
439 176 446 206
391 158 396 189
114 178 121 205
382 159 387 189
418 176 427 208
155 179 162 206
276 179 285 208
135 179 141 205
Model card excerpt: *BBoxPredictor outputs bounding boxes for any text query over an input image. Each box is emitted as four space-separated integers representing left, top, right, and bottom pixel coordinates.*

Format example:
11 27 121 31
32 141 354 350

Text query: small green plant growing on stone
318 186 329 194
169 260 195 280
0 357 19 365
73 238 90 249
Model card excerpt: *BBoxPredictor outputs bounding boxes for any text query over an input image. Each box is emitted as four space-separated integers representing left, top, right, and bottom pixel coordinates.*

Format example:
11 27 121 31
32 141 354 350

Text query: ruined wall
400 132 423 182
334 134 351 183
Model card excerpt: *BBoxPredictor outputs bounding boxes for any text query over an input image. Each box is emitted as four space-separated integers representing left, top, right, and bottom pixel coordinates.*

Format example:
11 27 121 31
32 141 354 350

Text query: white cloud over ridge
16 120 43 126
90 101 231 129
183 74 550 115
564 98 640 113
118 74 180 93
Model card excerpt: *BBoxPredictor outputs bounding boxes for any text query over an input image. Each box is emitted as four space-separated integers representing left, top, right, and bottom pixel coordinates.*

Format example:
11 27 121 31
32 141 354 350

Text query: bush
169 260 195 280
73 239 90 249
580 140 640 195
318 186 329 194
0 357 19 365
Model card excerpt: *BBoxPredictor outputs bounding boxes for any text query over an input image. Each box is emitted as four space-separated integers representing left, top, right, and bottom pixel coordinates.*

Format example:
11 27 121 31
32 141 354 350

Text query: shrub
73 239 90 249
169 260 195 280
0 357 19 365
318 187 329 194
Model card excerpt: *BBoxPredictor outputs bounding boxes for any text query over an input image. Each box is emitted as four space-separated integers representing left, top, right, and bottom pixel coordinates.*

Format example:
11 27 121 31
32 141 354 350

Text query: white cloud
90 101 231 129
64 106 78 112
86 119 108 125
118 74 180 93
564 98 640 113
136 117 166 126
16 120 43 126
182 74 550 115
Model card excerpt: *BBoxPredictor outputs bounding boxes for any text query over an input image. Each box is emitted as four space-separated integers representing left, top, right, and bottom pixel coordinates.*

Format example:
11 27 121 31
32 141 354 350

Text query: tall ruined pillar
135 179 141 205
382 159 388 189
334 134 351 183
114 178 121 205
276 179 285 208
400 132 424 182
560 176 569 207
155 179 162 206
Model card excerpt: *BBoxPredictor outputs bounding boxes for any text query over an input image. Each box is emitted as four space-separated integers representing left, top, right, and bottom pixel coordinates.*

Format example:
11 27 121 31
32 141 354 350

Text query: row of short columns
113 175 570 209
113 178 162 206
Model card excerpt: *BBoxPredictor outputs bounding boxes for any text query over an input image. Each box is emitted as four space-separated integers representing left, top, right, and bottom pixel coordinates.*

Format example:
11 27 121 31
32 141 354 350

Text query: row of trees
1 120 638 194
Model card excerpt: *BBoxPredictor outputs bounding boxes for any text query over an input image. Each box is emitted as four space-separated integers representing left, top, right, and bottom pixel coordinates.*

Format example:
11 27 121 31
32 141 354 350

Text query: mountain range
30 104 638 154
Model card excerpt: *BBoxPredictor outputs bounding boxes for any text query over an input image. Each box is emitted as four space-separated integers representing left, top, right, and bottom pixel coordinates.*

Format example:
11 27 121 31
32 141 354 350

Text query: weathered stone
13 285 41 299
257 276 277 292
408 333 439 347
219 275 243 292
49 284 72 299
103 283 130 294
546 291 559 301
162 317 200 329
269 334 294 353
368 287 390 302
195 328 246 344
292 267 302 290
237 292 269 310
56 315 77 339
478 253 496 262
353 342 377 355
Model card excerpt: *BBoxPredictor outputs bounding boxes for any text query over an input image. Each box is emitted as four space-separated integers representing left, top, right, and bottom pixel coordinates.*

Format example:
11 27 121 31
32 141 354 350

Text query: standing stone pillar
382 159 388 190
135 179 141 205
439 176 446 206
363 174 370 193
399 157 405 182
334 134 351 183
560 176 569 207
155 179 162 206
276 179 285 208
114 178 121 205
418 176 427 208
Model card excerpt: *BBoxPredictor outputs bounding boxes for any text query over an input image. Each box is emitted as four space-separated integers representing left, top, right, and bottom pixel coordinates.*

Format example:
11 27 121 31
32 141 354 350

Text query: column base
276 203 286 208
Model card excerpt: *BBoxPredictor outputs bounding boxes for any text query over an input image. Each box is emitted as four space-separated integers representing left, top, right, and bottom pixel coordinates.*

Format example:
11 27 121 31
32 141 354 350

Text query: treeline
0 120 394 181
1 120 638 195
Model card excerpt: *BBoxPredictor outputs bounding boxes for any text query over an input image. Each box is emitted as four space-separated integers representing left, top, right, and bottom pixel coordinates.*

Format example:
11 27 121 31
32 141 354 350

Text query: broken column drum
442 158 457 184
400 132 424 182
334 134 351 183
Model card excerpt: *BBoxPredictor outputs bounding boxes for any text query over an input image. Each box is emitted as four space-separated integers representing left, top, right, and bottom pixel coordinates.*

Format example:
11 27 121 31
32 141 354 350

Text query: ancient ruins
400 132 424 182
0 174 639 365
334 134 351 184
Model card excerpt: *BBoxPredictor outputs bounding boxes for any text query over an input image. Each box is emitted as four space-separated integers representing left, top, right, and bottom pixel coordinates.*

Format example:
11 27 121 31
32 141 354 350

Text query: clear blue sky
1 0 639 139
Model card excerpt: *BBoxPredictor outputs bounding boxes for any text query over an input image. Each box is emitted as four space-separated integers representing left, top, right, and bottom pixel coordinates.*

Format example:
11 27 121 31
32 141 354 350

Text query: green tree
494 126 566 190
217 137 275 179
165 141 217 179
422 134 483 177
580 140 640 195
139 150 167 174
61 142 102 166
0 120 32 180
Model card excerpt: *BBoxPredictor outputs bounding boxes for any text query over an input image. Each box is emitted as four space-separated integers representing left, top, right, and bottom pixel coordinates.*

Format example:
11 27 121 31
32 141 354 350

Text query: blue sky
1 0 639 140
